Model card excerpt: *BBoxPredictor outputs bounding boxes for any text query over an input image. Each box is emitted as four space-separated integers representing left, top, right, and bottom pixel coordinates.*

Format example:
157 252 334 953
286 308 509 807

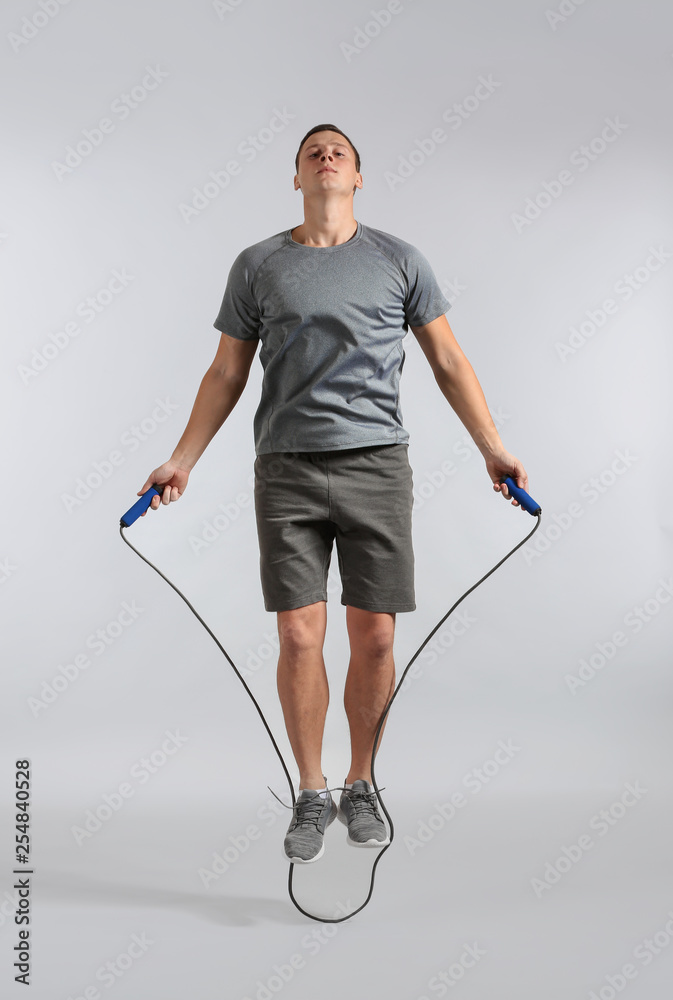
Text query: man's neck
291 200 358 247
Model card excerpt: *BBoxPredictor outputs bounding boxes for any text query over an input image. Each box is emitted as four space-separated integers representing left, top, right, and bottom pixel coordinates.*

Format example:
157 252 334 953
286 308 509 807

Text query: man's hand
137 462 190 515
485 451 530 509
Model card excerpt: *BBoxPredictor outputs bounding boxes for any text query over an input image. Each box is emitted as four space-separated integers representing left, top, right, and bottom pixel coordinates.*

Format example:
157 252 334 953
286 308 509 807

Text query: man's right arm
138 332 258 513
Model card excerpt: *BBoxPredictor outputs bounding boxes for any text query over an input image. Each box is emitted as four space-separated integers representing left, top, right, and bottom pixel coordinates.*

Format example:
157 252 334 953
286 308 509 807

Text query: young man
139 123 530 865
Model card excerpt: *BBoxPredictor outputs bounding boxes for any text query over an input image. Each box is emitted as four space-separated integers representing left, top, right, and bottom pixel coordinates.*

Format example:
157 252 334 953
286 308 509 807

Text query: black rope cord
120 509 541 923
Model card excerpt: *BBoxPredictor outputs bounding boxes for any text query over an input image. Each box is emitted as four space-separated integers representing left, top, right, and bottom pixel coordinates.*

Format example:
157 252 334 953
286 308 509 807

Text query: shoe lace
293 797 324 830
267 782 386 827
267 785 329 830
345 787 385 821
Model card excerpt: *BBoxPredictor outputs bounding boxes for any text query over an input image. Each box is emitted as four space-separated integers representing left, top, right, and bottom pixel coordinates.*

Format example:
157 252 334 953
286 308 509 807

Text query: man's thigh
329 444 416 615
254 452 334 612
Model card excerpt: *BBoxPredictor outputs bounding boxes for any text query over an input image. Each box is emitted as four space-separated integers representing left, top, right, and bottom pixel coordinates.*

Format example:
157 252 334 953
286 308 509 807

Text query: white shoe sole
345 833 390 847
283 839 326 864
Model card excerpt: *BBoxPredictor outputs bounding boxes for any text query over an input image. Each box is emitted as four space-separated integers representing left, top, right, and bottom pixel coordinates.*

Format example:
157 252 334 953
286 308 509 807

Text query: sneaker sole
345 833 390 847
283 839 326 864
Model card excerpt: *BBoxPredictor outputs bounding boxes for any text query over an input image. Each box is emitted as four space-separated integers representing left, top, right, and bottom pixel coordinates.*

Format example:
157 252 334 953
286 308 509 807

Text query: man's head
294 123 362 197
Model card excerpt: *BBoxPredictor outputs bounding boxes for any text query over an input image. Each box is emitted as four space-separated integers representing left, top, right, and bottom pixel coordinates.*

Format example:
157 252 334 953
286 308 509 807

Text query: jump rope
120 474 541 923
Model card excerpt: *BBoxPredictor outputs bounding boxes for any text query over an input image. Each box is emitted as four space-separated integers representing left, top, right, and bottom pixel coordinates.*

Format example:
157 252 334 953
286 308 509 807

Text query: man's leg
276 600 329 791
343 606 396 784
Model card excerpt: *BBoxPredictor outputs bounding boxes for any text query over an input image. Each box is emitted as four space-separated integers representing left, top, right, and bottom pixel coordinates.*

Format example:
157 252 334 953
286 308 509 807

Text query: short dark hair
295 123 361 174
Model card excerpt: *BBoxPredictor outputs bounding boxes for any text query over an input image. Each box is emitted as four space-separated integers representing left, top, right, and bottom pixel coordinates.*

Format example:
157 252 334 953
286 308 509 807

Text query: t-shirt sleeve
403 245 452 328
213 250 261 340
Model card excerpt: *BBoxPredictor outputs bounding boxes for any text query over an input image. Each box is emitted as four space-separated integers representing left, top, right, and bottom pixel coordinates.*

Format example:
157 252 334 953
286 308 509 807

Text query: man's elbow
430 348 466 383
205 364 249 391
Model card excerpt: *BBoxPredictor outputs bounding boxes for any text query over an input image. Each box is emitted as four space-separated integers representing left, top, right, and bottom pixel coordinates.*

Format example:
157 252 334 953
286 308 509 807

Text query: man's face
294 131 362 196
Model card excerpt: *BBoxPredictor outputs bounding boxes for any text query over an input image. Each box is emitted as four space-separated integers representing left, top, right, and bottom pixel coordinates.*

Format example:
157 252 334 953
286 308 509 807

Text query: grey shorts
253 443 415 614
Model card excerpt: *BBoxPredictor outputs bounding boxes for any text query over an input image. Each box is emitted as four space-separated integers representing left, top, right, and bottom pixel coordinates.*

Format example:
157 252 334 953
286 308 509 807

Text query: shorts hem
264 592 327 613
341 596 416 613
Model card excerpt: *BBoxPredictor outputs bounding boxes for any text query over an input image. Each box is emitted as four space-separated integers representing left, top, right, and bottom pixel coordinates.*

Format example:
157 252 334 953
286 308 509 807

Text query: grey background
2 0 673 996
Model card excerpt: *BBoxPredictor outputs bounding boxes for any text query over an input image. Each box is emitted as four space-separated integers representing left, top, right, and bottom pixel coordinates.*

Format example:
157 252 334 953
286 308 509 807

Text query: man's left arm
410 313 530 506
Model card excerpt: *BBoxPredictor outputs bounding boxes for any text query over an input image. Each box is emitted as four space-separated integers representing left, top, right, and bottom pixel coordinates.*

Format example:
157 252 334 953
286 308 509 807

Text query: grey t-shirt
213 220 451 455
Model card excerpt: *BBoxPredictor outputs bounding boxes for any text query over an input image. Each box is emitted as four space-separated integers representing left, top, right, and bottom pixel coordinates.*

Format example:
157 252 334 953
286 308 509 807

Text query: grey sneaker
283 786 338 864
338 779 390 847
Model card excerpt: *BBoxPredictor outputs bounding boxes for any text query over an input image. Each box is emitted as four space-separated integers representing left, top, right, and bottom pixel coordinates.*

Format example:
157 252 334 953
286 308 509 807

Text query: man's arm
138 332 258 512
410 313 529 505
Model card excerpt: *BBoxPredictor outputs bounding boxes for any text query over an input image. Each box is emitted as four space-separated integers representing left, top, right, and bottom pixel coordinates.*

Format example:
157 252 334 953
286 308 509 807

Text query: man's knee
365 631 395 661
347 608 395 660
277 601 326 655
